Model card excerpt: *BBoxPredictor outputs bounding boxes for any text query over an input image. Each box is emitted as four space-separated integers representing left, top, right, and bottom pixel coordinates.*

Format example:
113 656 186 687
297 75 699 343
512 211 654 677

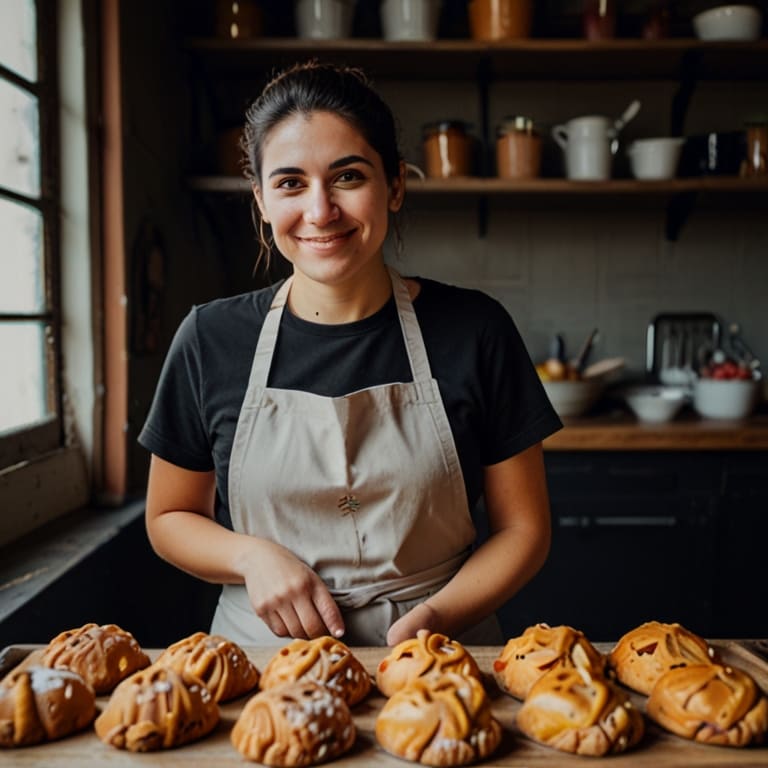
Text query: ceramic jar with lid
381 0 442 41
295 0 355 40
496 116 542 179
468 0 533 41
422 121 474 178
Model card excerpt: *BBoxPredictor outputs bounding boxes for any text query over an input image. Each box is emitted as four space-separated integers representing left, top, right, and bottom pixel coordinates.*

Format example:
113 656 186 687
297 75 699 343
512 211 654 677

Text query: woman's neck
287 263 394 324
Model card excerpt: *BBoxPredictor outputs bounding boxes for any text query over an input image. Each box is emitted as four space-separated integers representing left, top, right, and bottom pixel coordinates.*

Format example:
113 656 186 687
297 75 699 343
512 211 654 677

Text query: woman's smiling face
254 110 404 289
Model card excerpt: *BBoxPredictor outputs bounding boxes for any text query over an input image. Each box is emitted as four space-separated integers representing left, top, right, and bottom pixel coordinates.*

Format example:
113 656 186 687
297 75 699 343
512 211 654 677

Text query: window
0 0 91 546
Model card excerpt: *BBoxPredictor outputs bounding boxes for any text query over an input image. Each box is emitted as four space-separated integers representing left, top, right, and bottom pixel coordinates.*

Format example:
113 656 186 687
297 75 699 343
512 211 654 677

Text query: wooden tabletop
6 642 768 767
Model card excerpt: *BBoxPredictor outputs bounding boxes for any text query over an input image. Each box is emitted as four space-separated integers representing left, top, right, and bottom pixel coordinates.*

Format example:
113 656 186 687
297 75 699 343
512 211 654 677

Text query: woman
140 61 561 647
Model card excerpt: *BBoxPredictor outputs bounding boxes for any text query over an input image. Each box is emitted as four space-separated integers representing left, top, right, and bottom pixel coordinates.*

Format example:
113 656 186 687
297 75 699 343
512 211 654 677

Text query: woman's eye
276 177 302 190
335 169 365 184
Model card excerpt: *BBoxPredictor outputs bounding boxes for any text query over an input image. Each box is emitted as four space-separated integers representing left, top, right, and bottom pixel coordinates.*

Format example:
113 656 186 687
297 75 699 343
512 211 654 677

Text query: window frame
0 0 63 464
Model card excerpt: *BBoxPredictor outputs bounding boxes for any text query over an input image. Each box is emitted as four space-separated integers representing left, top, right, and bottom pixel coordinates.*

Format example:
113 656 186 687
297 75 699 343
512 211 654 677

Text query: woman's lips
296 229 356 248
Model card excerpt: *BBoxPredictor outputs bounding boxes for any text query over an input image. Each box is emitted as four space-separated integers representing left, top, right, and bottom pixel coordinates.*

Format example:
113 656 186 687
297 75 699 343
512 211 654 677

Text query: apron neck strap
251 268 433 389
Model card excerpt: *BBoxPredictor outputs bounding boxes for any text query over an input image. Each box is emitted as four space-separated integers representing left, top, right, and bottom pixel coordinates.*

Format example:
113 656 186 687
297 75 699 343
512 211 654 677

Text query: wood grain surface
4 641 768 767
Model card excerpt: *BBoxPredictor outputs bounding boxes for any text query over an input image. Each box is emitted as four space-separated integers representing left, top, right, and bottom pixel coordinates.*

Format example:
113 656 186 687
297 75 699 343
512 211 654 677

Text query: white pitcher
552 116 619 180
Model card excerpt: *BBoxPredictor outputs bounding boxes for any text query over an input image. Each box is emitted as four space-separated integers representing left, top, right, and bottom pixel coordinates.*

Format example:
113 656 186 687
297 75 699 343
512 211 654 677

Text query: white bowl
693 377 760 420
627 137 684 180
295 0 355 39
381 0 442 41
623 386 689 423
692 5 763 41
542 379 603 418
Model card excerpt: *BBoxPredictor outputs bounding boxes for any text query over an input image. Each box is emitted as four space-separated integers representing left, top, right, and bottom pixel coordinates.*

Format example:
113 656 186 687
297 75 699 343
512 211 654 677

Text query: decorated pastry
647 662 768 747
517 665 645 756
41 622 150 694
375 671 502 766
375 629 482 698
0 666 95 748
492 622 604 700
608 621 717 695
260 636 370 707
231 679 355 766
94 665 219 751
154 631 260 702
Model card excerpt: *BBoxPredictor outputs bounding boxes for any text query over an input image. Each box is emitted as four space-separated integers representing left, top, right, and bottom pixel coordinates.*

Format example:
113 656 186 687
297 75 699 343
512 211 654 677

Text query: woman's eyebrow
329 154 374 170
268 166 303 179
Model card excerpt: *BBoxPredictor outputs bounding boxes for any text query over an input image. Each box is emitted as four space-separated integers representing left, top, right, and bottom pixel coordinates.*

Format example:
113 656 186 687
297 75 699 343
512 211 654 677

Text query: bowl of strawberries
693 354 761 420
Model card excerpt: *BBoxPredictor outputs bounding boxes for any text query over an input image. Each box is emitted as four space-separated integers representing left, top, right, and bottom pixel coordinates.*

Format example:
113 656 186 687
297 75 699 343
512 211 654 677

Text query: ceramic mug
552 116 618 180
295 0 355 39
381 0 442 41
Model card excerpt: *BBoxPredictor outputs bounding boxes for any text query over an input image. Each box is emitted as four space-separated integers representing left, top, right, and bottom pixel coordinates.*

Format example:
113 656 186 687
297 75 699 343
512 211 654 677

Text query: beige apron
211 267 501 646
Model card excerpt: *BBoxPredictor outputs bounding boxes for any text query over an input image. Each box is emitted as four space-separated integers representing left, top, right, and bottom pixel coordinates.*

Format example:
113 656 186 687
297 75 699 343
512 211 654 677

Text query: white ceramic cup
627 137 684 180
381 0 442 40
295 0 355 40
552 116 618 180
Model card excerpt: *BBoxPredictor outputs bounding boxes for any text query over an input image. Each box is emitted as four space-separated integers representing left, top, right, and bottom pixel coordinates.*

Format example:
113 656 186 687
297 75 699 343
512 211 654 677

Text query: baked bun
154 631 260 702
375 629 482 698
375 671 501 766
94 665 219 751
608 621 716 695
231 680 355 766
260 636 370 707
517 666 645 756
41 622 150 694
0 666 95 747
493 623 604 700
647 663 768 747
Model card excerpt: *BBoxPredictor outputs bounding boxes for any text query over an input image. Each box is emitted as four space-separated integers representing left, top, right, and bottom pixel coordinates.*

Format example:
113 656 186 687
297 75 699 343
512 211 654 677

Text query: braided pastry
231 680 355 766
375 671 501 766
0 667 95 747
41 623 150 694
94 665 219 751
375 629 482 698
608 621 717 695
517 665 645 756
647 663 768 747
155 631 260 702
260 636 370 707
493 623 604 700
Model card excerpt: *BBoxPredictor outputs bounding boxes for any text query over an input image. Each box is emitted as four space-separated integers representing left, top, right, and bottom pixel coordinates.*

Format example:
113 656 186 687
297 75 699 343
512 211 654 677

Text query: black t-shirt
138 277 562 528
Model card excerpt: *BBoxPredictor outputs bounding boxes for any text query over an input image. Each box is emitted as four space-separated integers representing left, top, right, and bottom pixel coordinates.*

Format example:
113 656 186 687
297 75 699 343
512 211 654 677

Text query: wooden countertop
544 414 768 451
6 641 768 766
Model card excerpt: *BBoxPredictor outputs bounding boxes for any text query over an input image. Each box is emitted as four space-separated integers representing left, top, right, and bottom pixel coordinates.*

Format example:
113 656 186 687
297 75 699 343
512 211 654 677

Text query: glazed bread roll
41 622 150 694
94 665 219 751
493 622 604 700
231 680 355 766
608 621 716 695
375 628 482 698
647 662 768 747
154 631 260 702
260 636 370 707
0 666 95 748
517 665 645 756
375 671 502 767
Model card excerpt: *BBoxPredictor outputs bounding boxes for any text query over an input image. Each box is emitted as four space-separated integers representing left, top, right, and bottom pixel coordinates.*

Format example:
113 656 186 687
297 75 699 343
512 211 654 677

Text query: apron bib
211 268 501 646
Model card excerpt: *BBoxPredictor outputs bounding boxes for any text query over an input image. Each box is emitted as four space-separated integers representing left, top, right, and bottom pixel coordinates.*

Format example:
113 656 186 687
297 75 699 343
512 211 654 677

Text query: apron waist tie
329 551 468 610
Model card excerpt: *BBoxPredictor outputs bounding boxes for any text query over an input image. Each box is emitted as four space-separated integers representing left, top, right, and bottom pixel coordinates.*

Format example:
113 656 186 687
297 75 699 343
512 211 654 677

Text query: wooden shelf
188 175 768 196
544 413 768 451
186 37 768 80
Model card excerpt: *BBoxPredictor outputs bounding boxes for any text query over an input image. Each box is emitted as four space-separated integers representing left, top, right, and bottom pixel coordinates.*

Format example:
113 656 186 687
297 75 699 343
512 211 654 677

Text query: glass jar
582 0 616 41
422 121 474 178
496 116 542 179
215 0 263 39
468 0 533 41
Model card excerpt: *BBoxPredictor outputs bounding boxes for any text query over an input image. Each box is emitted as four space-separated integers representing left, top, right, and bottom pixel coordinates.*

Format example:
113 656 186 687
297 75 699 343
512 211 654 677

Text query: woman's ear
253 184 269 223
388 161 407 213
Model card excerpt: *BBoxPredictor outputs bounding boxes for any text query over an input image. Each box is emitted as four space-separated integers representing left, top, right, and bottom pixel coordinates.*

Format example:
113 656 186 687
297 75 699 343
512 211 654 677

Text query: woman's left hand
386 601 441 646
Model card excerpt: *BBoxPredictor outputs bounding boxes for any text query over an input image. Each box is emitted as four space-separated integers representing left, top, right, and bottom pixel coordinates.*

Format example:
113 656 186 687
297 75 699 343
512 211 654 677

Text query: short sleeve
138 308 215 471
478 302 562 465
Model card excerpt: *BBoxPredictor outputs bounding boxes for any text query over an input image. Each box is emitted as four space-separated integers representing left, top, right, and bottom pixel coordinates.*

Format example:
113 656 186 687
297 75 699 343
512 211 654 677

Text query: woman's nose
304 185 340 226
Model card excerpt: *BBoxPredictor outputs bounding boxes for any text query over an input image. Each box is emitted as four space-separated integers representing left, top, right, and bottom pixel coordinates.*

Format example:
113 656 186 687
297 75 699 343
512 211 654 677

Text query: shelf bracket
665 190 699 242
671 49 701 136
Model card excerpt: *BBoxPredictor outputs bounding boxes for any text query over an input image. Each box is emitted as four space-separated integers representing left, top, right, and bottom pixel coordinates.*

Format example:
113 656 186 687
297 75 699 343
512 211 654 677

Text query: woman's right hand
236 540 345 640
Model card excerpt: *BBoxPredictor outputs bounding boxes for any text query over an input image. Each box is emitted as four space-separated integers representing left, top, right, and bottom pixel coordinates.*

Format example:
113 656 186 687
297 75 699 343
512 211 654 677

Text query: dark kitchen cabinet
500 453 729 642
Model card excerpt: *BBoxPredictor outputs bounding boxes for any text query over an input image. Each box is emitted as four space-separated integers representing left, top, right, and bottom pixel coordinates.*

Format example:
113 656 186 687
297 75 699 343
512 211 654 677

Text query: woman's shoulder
414 277 511 329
